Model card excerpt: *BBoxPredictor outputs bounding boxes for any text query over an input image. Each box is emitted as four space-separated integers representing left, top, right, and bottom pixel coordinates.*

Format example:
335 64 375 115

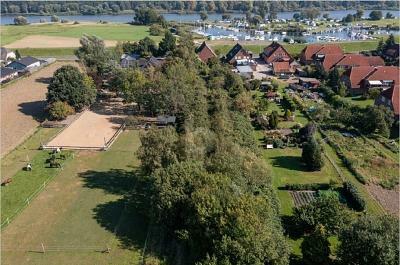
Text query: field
325 130 398 188
45 110 124 150
1 130 156 265
0 23 157 46
0 61 80 157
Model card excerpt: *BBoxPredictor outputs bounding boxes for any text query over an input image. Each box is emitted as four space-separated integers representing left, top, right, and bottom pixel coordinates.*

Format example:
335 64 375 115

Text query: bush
14 16 28 25
51 15 60 22
49 101 75 120
61 19 69 24
73 21 80 25
273 138 284 148
343 182 366 211
149 24 164 36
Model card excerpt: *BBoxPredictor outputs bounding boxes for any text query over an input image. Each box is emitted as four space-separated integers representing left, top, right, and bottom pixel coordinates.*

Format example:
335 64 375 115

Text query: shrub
49 101 75 120
273 138 284 148
50 15 60 22
14 16 28 25
149 24 164 36
73 21 80 24
281 183 331 191
343 182 366 211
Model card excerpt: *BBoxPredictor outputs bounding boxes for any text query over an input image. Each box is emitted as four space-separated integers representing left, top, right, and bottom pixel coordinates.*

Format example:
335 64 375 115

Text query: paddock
44 110 124 150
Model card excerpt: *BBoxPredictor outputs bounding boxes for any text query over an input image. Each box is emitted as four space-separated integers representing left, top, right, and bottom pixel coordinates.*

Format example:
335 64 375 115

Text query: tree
385 34 396 48
293 191 349 235
369 10 383 21
328 67 341 89
302 136 324 171
301 225 331 265
15 49 21 60
269 111 279 129
200 11 208 21
385 12 394 19
284 109 292 121
14 16 28 25
343 14 354 23
50 15 60 22
158 31 176 56
299 122 316 141
75 35 110 74
47 65 96 111
149 24 163 36
376 38 386 54
110 68 146 103
355 9 364 20
338 81 347 97
48 101 75 120
367 87 381 99
134 8 164 25
337 215 399 265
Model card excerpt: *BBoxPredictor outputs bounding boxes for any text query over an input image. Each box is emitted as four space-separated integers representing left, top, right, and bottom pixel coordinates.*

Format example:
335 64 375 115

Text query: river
0 10 398 25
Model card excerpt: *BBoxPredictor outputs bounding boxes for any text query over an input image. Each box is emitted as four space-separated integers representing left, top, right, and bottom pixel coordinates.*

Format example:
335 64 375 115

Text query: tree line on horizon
2 1 398 16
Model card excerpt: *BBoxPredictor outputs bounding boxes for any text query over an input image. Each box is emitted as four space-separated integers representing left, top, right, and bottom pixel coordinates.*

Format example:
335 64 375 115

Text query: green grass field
1 23 157 45
1 130 158 265
18 47 77 57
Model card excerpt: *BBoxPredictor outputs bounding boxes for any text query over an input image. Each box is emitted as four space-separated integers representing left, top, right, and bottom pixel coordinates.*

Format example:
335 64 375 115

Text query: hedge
280 183 332 191
343 181 366 211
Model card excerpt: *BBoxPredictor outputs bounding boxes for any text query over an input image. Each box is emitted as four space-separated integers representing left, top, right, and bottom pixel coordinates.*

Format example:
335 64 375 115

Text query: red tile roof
272 61 293 73
335 54 370 67
197 41 217 63
263 42 293 63
365 66 400 84
314 44 343 57
347 66 376 89
366 56 385 66
301 44 323 62
322 54 345 71
381 84 399 115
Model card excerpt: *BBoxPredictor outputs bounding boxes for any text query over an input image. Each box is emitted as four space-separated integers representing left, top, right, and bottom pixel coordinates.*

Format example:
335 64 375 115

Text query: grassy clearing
347 96 374 108
18 47 77 57
1 23 158 45
351 18 399 27
325 130 398 188
1 130 156 265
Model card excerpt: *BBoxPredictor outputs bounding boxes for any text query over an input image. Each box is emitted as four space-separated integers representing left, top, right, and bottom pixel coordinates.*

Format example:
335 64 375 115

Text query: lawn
1 23 157 45
18 47 77 57
347 96 374 108
1 130 159 265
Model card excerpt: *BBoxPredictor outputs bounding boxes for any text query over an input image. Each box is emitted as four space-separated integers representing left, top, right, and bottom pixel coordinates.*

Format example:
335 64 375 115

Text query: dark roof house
225 43 252 65
6 56 41 71
0 67 18 83
261 42 293 64
196 41 217 63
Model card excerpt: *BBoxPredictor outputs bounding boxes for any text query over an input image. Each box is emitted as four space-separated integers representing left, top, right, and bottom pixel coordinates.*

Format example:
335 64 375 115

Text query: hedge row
280 183 332 191
343 181 366 211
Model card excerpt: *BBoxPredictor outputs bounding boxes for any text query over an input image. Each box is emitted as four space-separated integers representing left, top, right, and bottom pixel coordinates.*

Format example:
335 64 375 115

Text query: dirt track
5 35 117 49
0 61 80 157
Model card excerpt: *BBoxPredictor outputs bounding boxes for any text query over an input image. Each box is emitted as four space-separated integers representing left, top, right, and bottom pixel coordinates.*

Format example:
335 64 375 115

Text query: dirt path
0 61 80 157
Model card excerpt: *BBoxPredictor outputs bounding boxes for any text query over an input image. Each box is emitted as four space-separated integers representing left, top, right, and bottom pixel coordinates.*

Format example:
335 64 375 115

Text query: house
341 66 376 95
319 54 385 72
0 47 16 63
6 56 41 71
272 61 294 76
361 66 400 92
225 43 252 65
0 67 18 83
261 42 293 64
375 84 399 119
120 53 140 68
299 44 343 64
342 66 399 95
196 41 217 63
298 77 321 89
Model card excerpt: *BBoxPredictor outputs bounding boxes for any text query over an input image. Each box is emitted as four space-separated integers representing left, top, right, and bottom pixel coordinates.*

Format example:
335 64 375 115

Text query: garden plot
325 130 399 188
45 110 124 150
289 191 317 207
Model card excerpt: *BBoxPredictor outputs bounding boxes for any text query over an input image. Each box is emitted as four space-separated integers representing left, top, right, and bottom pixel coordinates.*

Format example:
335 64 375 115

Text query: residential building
261 42 293 64
375 84 399 119
0 67 18 83
272 61 295 76
6 56 41 71
225 43 252 65
236 65 254 79
196 41 217 63
319 54 385 72
341 66 376 95
300 44 343 64
298 77 321 89
120 53 140 68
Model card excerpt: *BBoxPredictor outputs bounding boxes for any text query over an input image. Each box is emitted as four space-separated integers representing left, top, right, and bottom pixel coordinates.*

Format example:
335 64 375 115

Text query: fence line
1 155 74 230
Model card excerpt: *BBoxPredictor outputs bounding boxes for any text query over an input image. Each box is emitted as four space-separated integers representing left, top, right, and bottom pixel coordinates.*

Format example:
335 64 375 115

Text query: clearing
0 61 80 157
45 110 124 150
5 35 117 49
1 130 154 265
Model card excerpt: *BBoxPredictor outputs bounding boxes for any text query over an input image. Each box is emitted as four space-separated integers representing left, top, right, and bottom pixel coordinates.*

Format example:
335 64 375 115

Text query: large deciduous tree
158 31 176 56
47 65 96 111
301 225 331 265
75 35 110 74
337 215 399 265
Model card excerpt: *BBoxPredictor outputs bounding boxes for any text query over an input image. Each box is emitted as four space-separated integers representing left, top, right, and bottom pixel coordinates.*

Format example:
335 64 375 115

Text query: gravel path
0 61 79 157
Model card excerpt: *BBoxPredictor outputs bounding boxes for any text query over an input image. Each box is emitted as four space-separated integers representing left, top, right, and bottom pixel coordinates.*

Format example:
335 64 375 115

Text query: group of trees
134 8 165 25
124 37 291 264
2 1 398 15
47 65 96 120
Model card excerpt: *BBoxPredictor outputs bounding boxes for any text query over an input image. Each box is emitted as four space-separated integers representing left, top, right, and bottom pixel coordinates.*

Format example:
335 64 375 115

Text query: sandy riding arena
45 110 124 150
0 61 80 157
5 35 117 49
